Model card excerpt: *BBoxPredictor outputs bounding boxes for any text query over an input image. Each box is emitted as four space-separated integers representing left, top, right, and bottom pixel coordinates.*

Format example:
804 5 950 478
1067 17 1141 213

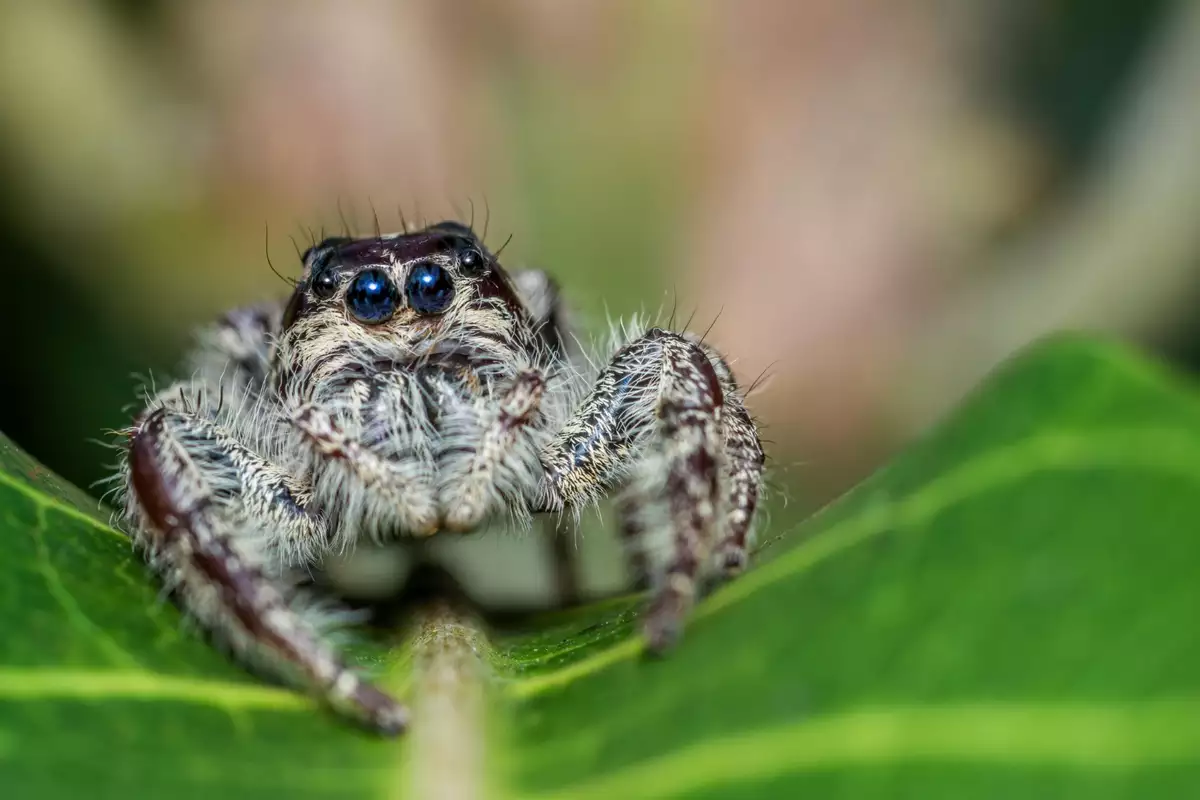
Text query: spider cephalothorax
118 221 765 734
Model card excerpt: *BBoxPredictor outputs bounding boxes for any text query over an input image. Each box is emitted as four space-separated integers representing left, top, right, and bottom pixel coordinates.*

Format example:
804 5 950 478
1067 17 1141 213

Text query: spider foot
714 543 749 577
642 576 697 655
329 674 409 735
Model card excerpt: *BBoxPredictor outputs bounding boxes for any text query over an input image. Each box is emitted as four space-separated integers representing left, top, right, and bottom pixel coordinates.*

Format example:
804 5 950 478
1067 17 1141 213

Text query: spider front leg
288 374 441 541
124 406 408 734
438 369 546 532
542 329 764 652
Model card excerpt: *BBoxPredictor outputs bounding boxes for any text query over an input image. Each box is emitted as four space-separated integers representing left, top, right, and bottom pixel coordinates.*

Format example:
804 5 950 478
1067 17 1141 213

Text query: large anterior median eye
405 262 455 315
346 268 400 324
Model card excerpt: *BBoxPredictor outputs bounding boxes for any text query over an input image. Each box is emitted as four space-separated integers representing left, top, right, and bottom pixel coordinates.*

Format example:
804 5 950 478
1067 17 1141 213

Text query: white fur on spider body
116 221 765 734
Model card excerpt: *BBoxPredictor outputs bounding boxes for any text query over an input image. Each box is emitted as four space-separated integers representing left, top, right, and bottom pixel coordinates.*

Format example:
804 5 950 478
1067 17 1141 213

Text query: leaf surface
2 336 1199 798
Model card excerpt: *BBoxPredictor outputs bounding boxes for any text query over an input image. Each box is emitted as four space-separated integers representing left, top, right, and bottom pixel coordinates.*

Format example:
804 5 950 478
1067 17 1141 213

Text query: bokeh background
2 0 1199 523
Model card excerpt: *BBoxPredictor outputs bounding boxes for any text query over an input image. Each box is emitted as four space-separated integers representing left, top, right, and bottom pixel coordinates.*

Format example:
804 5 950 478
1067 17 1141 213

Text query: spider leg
614 339 765 586
439 369 546 531
290 398 438 537
542 329 759 651
615 491 651 590
510 268 587 599
544 514 582 604
188 302 285 403
287 373 440 540
624 339 724 651
693 340 766 574
125 406 407 734
509 268 573 357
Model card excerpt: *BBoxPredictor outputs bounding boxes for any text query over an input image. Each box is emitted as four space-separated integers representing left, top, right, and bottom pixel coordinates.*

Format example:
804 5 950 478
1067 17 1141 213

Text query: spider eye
346 268 400 324
406 262 455 315
458 247 483 272
311 271 338 299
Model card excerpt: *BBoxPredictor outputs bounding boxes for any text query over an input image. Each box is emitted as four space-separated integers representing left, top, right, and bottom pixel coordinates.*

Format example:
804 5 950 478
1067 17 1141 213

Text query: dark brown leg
128 409 407 734
638 357 723 652
541 329 753 652
691 341 766 575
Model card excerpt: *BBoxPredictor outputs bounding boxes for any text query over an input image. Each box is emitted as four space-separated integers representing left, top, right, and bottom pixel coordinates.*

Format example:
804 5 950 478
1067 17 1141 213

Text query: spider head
281 221 504 333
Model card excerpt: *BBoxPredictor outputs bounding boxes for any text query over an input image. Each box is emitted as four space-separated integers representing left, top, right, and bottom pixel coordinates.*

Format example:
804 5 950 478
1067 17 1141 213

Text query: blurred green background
1 0 1197 514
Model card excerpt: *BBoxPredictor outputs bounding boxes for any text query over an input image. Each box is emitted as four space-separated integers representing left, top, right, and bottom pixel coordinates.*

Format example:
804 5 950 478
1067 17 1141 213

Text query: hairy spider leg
126 408 407 734
541 328 764 652
289 385 441 540
509 268 586 598
694 340 766 574
122 302 415 734
439 369 547 531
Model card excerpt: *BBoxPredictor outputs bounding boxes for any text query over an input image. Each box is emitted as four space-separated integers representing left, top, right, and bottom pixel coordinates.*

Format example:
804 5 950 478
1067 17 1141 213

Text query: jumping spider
117 221 765 734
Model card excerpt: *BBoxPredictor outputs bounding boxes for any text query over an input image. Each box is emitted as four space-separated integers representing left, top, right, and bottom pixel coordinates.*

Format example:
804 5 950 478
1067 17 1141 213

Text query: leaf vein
523 698 1200 800
0 469 126 541
0 667 311 712
31 505 143 670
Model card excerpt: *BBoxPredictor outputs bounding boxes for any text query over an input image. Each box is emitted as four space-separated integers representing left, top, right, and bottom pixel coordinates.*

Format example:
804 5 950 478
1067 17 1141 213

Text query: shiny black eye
406 262 456 315
346 268 400 324
458 247 483 272
311 271 338 299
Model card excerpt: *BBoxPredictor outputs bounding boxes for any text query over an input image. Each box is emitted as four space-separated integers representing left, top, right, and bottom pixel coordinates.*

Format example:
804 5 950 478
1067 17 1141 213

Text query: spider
117 221 765 734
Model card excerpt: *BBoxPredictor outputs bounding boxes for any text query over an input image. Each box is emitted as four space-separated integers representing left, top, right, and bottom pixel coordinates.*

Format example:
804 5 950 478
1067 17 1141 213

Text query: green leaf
3 334 1200 798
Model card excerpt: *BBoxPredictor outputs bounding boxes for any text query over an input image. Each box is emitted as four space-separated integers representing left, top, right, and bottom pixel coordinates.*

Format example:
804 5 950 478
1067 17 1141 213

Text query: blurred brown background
1 0 1198 515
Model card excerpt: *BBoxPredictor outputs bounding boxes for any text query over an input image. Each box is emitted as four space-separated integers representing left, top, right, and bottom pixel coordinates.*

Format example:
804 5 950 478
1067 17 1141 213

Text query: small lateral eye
346 268 400 324
458 247 483 272
311 271 338 299
406 262 456 315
